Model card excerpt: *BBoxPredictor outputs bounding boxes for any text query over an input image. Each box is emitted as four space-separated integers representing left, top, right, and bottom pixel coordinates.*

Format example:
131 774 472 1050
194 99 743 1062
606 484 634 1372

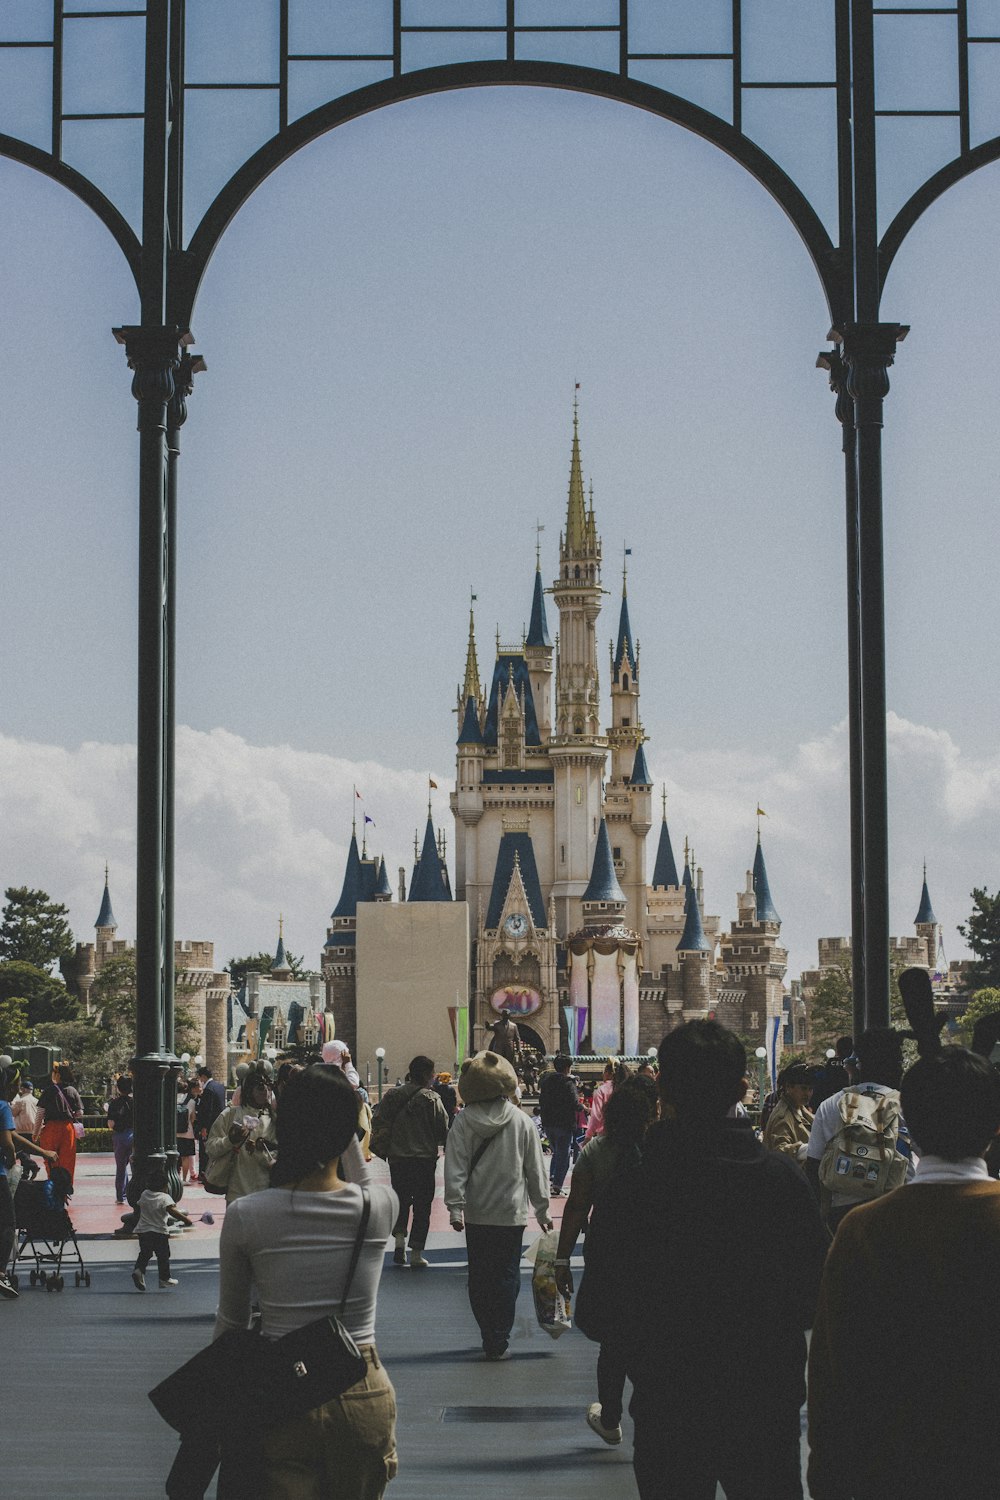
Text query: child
131 1168 191 1290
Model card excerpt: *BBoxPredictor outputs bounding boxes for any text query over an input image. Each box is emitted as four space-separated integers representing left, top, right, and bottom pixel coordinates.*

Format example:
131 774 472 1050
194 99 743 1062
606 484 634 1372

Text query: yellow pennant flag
429 777 439 790
756 806 767 818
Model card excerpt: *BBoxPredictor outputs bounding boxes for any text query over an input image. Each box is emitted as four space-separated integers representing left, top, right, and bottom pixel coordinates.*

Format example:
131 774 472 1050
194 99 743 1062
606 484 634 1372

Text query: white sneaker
586 1402 623 1445
409 1249 429 1269
159 1277 179 1288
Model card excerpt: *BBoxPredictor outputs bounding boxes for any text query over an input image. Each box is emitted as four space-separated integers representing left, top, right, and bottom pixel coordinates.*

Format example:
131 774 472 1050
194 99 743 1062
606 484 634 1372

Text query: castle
320 404 790 1063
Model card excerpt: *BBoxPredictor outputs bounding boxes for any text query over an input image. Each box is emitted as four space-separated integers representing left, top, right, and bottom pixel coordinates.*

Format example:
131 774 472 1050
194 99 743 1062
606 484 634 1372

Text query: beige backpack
818 1087 910 1202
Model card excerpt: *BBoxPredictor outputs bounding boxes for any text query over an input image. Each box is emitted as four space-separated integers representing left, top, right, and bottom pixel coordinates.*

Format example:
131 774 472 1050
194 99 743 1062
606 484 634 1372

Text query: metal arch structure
2 0 998 1185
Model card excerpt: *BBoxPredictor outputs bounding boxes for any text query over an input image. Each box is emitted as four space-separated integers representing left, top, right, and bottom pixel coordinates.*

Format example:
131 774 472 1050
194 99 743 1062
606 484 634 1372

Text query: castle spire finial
462 591 481 703
564 385 587 553
661 784 667 821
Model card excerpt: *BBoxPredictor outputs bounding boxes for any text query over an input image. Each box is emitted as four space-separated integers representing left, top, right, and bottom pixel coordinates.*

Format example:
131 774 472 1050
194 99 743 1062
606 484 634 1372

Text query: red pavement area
62 1150 569 1240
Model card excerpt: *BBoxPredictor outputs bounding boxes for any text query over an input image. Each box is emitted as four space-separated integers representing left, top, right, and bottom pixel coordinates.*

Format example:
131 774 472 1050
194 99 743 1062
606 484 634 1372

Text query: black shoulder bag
150 1186 373 1435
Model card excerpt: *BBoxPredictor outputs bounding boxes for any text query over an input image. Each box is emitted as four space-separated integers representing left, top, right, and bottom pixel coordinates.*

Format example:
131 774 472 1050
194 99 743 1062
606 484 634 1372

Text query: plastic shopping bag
523 1229 572 1340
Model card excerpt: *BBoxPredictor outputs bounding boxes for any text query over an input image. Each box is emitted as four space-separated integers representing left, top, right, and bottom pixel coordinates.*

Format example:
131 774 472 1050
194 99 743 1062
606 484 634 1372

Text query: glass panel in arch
402 31 507 69
875 13 958 113
288 0 393 55
967 0 1000 35
969 43 1000 148
876 116 960 235
404 0 506 23
185 0 279 85
628 59 731 124
742 86 839 239
287 59 394 121
516 0 619 22
628 0 730 55
742 0 834 84
183 89 279 237
0 1 52 42
0 50 52 151
61 118 143 231
514 29 619 70
62 15 145 115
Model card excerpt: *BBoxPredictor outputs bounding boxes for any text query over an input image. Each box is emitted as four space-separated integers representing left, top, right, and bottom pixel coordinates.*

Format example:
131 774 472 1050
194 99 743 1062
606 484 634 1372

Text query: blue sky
1 68 998 986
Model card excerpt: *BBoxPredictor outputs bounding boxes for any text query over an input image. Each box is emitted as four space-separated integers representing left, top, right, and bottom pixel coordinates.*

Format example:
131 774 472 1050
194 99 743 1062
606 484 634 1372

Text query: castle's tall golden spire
461 590 481 703
564 388 588 554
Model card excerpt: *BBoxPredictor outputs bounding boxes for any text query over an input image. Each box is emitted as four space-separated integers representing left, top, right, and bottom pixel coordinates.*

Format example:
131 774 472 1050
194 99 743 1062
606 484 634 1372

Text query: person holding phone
205 1063 276 1204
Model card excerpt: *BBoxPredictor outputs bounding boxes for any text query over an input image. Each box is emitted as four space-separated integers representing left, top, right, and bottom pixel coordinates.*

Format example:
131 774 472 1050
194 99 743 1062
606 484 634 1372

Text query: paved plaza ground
6 1154 810 1498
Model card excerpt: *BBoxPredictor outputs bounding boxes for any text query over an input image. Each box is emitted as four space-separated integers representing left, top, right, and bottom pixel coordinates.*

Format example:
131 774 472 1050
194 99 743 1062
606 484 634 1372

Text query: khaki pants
260 1346 397 1499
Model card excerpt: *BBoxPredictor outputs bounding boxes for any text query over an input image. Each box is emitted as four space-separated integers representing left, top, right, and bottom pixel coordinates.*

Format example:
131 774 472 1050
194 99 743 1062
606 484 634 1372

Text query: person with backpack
805 1028 913 1234
444 1051 552 1360
369 1055 448 1270
538 1054 578 1196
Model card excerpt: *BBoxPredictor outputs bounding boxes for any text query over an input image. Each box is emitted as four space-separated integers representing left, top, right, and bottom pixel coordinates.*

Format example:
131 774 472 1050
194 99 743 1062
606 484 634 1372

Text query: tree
955 988 1000 1050
227 950 303 990
0 959 79 1025
90 953 137 1027
0 886 74 971
808 956 906 1057
958 888 1000 990
0 997 31 1050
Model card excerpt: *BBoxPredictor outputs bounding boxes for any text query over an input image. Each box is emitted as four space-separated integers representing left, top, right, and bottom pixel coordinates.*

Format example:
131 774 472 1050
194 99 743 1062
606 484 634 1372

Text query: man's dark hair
900 1048 1000 1161
855 1028 905 1088
605 1075 657 1149
197 1066 212 1079
272 1065 360 1186
408 1055 435 1084
553 1054 572 1074
657 1021 746 1122
835 1035 854 1060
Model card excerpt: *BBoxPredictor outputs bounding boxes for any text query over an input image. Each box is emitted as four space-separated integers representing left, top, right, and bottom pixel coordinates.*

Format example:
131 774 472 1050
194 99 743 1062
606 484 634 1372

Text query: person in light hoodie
445 1051 552 1360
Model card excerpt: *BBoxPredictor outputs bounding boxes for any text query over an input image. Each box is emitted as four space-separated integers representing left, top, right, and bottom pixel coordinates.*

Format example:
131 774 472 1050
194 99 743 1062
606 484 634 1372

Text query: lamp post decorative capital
168 349 208 432
828 323 910 424
112 325 193 411
816 347 853 436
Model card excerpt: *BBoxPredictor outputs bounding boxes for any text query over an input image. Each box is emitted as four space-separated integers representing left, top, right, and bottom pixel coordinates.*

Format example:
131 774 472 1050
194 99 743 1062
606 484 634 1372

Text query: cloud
0 717 994 983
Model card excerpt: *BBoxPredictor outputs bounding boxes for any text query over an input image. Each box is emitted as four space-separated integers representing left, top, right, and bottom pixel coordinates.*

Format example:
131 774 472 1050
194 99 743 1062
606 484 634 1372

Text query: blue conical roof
682 858 692 892
614 586 637 677
582 819 626 905
375 856 392 899
332 832 362 919
652 817 679 888
752 835 780 924
95 873 117 930
915 872 936 925
457 695 484 745
526 565 551 649
271 930 290 973
677 882 710 952
629 743 652 786
409 816 451 902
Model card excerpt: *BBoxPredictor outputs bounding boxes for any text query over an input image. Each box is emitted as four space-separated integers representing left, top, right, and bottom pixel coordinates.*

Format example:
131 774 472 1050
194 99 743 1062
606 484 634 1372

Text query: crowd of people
4 990 1000 1499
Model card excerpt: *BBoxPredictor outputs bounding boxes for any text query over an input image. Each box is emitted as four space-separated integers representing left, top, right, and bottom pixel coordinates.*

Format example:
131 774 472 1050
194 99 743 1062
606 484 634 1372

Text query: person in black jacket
538 1054 578 1196
578 1020 827 1500
194 1066 225 1182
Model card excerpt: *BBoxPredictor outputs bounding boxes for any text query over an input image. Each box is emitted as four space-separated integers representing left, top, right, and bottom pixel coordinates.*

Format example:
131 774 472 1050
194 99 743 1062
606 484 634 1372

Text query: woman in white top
215 1064 399 1498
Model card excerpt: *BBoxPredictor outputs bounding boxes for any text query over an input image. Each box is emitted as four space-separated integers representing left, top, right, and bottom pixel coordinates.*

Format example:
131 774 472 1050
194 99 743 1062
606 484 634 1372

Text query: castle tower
718 831 788 1039
270 916 292 978
677 879 713 1015
914 862 942 970
566 818 641 1054
409 811 451 902
604 554 652 941
454 598 486 905
524 549 554 741
549 397 607 934
95 863 117 965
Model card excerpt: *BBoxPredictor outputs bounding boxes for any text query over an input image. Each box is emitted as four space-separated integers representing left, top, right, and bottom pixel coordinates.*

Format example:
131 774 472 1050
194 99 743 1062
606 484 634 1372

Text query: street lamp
754 1046 768 1117
375 1047 386 1105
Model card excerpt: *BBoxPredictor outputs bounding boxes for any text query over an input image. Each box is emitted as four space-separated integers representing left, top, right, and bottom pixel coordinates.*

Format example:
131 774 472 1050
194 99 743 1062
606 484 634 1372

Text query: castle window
613 846 622 860
574 565 580 579
623 674 629 691
622 716 630 726
561 844 565 863
749 1011 759 1031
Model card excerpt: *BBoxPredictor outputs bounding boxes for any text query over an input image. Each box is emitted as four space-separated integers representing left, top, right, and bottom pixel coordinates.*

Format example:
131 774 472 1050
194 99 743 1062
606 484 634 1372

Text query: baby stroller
9 1167 90 1291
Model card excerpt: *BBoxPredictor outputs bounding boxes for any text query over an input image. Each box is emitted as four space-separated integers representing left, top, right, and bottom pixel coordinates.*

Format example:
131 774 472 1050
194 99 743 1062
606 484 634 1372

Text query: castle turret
95 863 117 967
270 915 291 978
677 881 712 1014
652 789 680 889
525 551 554 741
409 812 451 902
914 861 942 970
718 828 788 1039
453 597 486 905
581 817 627 931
